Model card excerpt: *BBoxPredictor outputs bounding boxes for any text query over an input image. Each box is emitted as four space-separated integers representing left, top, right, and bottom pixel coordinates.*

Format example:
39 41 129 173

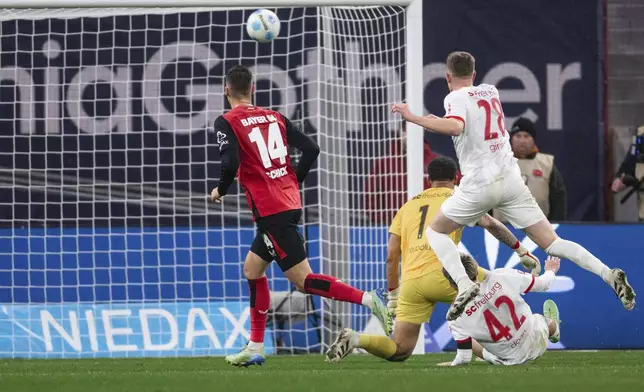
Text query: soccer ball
246 9 281 43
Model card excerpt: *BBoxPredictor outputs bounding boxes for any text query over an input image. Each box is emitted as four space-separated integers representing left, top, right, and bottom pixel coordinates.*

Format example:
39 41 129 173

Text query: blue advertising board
1 302 274 358
1 224 643 357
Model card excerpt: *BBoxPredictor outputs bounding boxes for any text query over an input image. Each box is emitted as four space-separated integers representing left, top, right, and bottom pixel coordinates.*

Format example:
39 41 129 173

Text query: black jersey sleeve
284 116 320 183
215 116 240 197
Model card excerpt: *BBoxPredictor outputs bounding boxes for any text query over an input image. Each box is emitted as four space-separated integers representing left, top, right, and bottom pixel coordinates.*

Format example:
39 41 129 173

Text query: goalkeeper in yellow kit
326 157 541 362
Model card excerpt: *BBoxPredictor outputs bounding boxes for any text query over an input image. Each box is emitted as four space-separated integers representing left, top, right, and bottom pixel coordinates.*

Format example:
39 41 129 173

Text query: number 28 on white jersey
443 84 516 185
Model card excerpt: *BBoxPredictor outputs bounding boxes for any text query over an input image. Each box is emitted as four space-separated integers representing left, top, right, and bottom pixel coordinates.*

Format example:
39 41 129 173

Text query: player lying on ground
440 254 562 366
211 65 392 367
325 157 541 363
392 51 635 320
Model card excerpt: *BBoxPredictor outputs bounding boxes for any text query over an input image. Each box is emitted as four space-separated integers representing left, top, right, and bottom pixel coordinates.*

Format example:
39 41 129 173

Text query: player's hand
391 103 413 120
611 174 626 193
210 188 222 204
387 287 399 317
515 245 541 277
544 256 560 274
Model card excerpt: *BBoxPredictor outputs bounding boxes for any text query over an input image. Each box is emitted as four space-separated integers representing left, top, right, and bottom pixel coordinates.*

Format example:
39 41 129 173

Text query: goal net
0 1 422 358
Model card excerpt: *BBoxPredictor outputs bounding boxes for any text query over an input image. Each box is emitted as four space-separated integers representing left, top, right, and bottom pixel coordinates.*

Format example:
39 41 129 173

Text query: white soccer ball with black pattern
246 9 281 43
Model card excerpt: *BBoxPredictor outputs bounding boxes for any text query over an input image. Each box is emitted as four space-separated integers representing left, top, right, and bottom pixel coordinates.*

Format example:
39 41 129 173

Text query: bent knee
387 349 413 362
387 341 415 362
243 253 268 280
243 265 263 280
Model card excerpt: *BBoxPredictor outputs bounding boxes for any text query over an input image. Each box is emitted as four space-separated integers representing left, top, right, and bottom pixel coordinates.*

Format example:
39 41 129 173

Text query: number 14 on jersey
249 122 288 169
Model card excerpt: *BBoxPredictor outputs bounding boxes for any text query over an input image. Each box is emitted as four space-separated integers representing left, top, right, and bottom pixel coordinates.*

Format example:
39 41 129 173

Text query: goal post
0 0 424 358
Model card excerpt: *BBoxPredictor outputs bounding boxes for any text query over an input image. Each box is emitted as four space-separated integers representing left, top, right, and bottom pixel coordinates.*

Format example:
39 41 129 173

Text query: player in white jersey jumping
441 253 562 366
392 51 635 321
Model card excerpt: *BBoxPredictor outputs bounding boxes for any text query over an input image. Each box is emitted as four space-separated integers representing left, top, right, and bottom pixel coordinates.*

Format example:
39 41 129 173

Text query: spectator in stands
364 124 437 225
611 125 644 221
494 118 567 222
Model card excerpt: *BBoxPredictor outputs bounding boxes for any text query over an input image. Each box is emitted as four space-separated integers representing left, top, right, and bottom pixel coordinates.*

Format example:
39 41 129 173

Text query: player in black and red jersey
211 65 392 367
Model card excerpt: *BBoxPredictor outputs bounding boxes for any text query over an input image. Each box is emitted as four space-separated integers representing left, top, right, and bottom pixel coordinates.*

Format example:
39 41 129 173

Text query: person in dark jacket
611 125 644 221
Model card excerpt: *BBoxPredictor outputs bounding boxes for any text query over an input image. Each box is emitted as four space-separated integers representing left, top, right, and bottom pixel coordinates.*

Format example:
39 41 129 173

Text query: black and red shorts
250 209 306 272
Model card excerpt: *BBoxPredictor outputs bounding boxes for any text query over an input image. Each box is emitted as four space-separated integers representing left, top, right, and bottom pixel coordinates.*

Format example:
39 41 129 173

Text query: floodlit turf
1 351 643 392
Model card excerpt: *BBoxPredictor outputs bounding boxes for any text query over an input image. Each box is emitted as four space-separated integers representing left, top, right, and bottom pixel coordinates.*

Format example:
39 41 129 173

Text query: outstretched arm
439 332 473 367
391 104 464 136
478 214 519 248
385 234 402 315
386 234 402 293
527 257 560 292
477 214 541 275
451 338 473 366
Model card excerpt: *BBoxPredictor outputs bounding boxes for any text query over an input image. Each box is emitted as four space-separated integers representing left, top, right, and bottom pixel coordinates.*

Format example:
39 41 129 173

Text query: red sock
304 273 364 305
248 276 270 343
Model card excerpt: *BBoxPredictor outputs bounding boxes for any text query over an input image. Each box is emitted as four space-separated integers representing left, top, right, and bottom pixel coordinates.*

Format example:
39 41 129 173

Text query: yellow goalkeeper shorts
396 268 486 325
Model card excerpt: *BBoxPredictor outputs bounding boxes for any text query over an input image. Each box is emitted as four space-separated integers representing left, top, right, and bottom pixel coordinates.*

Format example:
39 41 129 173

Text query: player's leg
264 210 392 334
224 239 272 367
526 219 612 280
362 322 420 361
542 299 561 343
358 279 437 362
326 323 420 363
243 248 272 350
327 279 432 363
426 213 479 321
499 181 635 310
283 259 391 335
471 339 485 360
427 185 498 320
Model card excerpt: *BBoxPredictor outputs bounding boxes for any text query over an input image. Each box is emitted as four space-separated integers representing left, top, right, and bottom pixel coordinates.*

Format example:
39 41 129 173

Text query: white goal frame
0 0 425 357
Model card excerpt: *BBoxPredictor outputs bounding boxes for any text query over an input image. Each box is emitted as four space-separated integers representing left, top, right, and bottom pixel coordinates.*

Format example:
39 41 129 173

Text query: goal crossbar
0 0 415 8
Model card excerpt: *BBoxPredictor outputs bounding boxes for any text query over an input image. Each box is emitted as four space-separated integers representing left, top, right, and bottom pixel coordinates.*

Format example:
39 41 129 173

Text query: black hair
225 65 253 98
427 156 458 182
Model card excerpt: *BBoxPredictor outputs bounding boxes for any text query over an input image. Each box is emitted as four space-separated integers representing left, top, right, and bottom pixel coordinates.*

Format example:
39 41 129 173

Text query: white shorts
482 314 550 366
441 168 545 229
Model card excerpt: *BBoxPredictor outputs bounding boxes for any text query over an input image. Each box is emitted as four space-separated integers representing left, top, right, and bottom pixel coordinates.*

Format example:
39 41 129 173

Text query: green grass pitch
2 352 643 392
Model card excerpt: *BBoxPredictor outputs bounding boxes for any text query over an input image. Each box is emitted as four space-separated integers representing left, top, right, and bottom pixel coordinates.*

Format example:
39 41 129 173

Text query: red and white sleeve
443 92 467 126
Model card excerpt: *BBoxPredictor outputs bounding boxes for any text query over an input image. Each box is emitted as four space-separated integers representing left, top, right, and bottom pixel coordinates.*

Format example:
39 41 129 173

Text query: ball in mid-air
246 9 281 43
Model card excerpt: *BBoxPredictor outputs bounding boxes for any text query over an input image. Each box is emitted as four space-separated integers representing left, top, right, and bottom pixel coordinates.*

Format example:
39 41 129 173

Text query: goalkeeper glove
514 242 542 276
387 287 399 316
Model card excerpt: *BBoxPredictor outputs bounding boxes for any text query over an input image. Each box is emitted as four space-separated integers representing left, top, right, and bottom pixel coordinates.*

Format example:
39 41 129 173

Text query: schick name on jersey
266 167 288 179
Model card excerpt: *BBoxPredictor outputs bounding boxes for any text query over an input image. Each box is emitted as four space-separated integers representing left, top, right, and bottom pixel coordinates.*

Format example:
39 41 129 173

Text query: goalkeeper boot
326 328 359 363
225 344 265 367
607 268 636 311
446 282 480 321
543 299 561 343
369 289 393 336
